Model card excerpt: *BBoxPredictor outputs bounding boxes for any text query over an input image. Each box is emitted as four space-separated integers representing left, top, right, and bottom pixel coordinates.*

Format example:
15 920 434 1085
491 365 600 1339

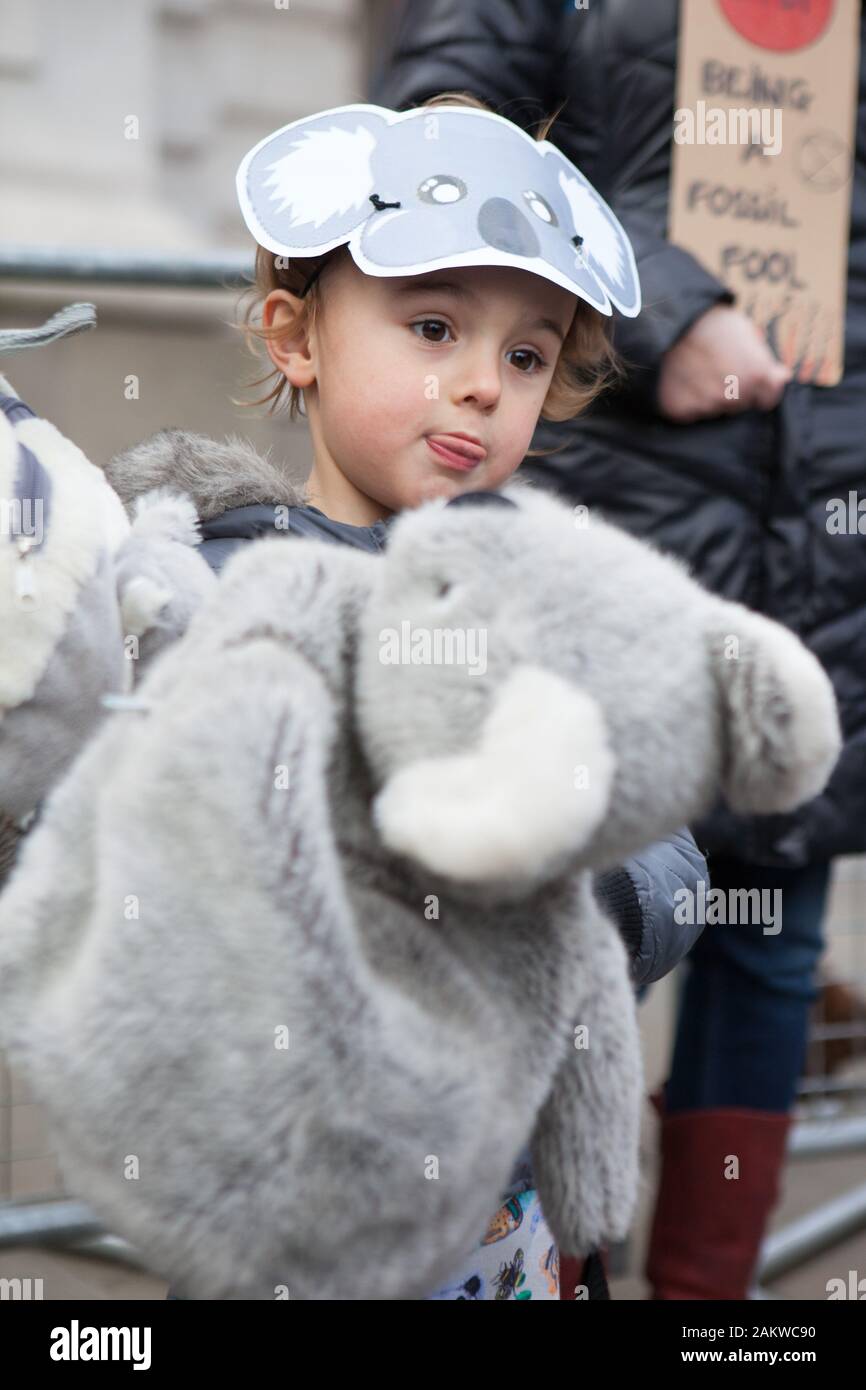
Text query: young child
231 103 620 533
102 92 708 1300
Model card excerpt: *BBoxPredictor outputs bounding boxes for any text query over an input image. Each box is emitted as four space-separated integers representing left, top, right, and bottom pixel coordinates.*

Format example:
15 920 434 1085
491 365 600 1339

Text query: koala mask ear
372 664 615 886
708 603 842 815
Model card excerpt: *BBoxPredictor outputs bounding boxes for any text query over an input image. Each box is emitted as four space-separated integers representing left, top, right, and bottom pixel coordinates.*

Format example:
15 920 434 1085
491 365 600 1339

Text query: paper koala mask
236 102 641 318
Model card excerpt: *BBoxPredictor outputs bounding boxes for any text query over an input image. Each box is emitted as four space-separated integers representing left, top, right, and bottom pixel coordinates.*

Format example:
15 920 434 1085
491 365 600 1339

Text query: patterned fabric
425 1150 559 1301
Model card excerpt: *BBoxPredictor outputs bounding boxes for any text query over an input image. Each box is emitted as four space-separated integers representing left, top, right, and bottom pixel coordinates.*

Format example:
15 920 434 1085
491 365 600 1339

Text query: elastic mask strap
298 194 404 297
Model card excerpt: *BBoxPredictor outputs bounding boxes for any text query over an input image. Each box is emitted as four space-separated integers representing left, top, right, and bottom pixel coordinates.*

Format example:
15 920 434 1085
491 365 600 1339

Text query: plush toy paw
707 603 842 815
114 489 217 676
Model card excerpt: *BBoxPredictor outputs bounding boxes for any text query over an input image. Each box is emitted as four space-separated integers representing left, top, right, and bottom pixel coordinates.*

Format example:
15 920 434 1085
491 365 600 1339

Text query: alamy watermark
0 496 43 544
379 621 487 676
674 102 782 157
674 879 782 935
0 1276 43 1299
826 1270 866 1299
826 493 866 534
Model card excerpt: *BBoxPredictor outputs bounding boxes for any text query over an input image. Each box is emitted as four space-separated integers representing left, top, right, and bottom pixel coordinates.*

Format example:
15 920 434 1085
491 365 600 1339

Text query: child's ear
262 291 316 390
707 601 841 815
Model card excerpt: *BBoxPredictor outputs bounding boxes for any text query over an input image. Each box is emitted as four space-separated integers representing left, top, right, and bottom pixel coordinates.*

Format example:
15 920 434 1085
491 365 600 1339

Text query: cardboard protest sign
669 0 860 386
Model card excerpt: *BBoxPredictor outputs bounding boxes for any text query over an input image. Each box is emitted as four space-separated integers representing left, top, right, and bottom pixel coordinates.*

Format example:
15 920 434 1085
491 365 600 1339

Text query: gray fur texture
0 454 841 1301
0 494 216 823
105 428 307 520
115 489 216 673
0 397 217 826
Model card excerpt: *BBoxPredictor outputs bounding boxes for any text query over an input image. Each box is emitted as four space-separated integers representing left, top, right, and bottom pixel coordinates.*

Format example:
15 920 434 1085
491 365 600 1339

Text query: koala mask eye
523 190 558 226
418 175 468 205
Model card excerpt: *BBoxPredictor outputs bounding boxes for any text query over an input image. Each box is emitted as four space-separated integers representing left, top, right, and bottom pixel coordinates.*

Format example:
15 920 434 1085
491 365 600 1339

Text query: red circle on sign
718 0 835 52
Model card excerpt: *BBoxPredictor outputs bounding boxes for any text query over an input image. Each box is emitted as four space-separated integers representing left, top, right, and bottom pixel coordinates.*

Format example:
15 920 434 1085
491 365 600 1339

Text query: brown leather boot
645 1089 792 1299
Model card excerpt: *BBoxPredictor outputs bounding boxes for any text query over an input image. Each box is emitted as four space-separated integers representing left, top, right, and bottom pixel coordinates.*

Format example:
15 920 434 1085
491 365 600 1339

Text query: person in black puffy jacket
372 0 866 1299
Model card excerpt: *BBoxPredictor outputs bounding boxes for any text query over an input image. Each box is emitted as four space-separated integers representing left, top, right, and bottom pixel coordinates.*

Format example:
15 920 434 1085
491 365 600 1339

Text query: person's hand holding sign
657 304 792 423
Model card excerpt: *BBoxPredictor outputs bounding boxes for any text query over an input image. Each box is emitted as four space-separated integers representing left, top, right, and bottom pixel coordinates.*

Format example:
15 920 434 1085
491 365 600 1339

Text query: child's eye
411 318 454 344
508 348 547 374
410 321 546 374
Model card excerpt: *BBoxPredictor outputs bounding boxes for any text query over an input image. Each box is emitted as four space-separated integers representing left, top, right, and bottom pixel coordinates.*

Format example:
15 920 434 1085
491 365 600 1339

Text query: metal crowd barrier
0 245 253 288
755 856 866 1294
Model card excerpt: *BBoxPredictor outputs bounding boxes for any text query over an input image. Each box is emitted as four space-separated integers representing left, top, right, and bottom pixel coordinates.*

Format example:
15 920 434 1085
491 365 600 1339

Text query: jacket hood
103 428 543 572
104 428 308 521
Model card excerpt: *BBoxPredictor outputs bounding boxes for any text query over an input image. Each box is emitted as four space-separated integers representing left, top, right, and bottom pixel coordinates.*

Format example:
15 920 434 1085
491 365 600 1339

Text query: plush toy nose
445 491 517 511
372 664 615 886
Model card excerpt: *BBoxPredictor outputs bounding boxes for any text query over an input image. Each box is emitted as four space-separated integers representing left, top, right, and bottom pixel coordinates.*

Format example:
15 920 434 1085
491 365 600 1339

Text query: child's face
268 255 578 518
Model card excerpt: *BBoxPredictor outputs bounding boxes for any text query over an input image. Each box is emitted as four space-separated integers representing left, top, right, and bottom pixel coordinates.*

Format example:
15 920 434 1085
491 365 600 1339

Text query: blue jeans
661 857 831 1114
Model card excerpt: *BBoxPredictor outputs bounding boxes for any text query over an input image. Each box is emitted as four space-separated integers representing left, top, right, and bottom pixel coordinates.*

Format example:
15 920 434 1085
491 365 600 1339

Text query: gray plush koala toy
0 373 217 845
0 481 841 1300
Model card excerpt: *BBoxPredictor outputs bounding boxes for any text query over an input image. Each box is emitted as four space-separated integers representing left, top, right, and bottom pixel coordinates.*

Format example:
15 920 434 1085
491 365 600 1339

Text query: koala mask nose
477 198 541 259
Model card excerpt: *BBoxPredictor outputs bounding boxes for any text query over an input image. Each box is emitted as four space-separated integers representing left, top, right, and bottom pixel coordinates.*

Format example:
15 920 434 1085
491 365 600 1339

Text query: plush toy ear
372 664 615 885
708 602 842 815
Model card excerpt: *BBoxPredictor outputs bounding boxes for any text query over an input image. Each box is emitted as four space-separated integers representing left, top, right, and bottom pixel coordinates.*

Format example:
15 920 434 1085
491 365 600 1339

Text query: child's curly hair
231 93 622 430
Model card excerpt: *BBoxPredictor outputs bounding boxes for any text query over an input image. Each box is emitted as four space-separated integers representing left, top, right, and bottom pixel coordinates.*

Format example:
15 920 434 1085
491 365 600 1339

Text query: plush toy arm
529 897 644 1262
115 488 218 681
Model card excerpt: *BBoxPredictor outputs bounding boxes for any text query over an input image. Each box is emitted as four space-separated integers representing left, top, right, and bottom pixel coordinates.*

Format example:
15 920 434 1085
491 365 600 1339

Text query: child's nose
454 348 502 409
